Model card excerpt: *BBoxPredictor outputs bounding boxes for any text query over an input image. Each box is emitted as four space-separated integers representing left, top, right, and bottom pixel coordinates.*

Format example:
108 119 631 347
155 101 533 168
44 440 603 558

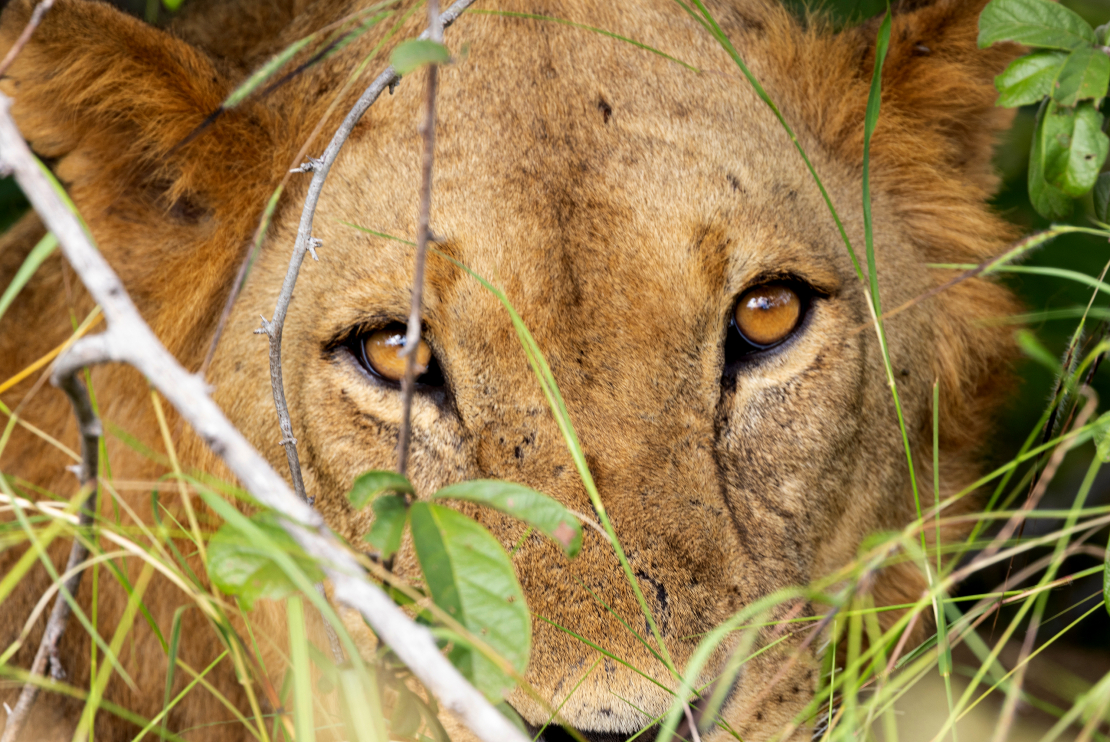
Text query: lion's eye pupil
363 327 432 382
733 284 802 348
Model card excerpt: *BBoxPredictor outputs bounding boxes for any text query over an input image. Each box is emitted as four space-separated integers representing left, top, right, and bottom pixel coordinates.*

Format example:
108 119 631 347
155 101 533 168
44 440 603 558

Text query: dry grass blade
0 337 102 742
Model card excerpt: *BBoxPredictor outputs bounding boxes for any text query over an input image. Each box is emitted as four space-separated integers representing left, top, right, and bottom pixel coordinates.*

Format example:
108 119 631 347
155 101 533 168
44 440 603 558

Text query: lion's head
0 0 1018 739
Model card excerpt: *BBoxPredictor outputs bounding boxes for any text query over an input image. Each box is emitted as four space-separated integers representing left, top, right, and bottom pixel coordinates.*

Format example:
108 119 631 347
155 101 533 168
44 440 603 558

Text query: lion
0 0 1019 739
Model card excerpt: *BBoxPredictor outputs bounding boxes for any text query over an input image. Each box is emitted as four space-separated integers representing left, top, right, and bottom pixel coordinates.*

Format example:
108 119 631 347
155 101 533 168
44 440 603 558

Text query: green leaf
391 687 423 738
1093 411 1110 463
432 480 583 557
161 0 184 9
207 512 323 610
1094 172 1110 223
365 494 408 559
1043 100 1109 197
348 470 414 509
995 50 1068 107
1052 45 1110 106
409 502 530 701
1029 103 1074 218
978 0 1096 50
390 39 450 75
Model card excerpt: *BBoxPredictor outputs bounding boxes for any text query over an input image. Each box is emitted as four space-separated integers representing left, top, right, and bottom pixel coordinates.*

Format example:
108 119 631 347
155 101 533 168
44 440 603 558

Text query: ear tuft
0 0 288 360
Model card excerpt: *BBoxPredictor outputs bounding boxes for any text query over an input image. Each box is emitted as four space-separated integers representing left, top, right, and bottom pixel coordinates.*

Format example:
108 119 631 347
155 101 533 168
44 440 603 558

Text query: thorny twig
397 0 443 474
251 0 473 502
0 0 53 79
0 93 528 742
0 341 102 742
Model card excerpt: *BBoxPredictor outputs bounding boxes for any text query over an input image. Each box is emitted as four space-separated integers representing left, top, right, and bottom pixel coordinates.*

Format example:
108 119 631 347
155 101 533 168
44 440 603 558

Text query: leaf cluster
981 0 1110 219
208 471 582 705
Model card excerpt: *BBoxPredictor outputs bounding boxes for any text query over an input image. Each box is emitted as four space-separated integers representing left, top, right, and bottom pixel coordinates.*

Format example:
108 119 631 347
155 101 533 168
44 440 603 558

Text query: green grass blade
0 231 56 326
287 596 315 742
466 9 700 72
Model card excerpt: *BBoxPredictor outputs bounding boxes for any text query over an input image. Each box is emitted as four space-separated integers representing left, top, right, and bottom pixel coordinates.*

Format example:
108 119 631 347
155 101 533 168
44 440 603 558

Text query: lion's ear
776 0 1018 194
0 0 286 354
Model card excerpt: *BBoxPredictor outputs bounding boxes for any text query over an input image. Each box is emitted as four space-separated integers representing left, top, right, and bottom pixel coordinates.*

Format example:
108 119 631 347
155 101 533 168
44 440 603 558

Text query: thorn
389 75 400 94
307 237 322 261
290 156 324 173
280 436 298 447
255 315 273 336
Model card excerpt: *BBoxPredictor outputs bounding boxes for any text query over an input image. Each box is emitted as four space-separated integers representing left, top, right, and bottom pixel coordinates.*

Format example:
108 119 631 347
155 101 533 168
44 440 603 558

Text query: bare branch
397 0 444 475
0 0 54 79
249 0 474 499
0 342 101 742
0 89 526 742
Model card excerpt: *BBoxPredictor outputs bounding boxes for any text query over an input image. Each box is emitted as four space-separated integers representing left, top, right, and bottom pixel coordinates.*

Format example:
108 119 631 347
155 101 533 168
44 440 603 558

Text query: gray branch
0 81 525 742
258 0 476 502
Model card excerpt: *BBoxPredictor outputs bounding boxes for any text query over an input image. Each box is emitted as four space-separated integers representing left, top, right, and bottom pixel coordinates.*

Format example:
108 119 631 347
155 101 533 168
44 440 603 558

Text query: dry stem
396 0 443 475
251 0 473 501
0 0 54 79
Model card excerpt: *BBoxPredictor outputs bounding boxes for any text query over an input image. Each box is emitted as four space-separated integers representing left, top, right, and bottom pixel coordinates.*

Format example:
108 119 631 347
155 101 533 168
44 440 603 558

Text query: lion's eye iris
363 327 432 382
733 284 802 348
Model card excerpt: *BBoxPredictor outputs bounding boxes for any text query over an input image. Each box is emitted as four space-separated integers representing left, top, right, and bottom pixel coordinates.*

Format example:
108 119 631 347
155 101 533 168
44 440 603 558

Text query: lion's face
0 0 1018 739
205 1 1016 736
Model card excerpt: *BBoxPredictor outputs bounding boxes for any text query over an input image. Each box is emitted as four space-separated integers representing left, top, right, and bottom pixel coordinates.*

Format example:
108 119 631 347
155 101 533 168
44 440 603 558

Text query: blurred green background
0 0 1107 728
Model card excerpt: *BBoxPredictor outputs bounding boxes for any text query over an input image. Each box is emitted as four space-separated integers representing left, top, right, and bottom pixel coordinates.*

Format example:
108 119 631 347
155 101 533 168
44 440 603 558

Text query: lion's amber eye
362 327 432 382
733 283 802 348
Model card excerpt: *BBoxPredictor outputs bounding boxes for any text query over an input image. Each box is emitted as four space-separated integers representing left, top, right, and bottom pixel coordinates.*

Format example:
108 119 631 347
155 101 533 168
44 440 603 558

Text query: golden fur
0 0 1018 739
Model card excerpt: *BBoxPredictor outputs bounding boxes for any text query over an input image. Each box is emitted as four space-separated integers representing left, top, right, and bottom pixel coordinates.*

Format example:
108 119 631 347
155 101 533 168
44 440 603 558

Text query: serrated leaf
364 493 407 559
348 470 414 509
433 480 583 557
1043 99 1109 196
1029 103 1074 218
409 502 530 701
390 39 450 75
996 50 1068 107
207 512 323 610
1094 172 1110 223
978 0 1096 51
1052 45 1110 106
